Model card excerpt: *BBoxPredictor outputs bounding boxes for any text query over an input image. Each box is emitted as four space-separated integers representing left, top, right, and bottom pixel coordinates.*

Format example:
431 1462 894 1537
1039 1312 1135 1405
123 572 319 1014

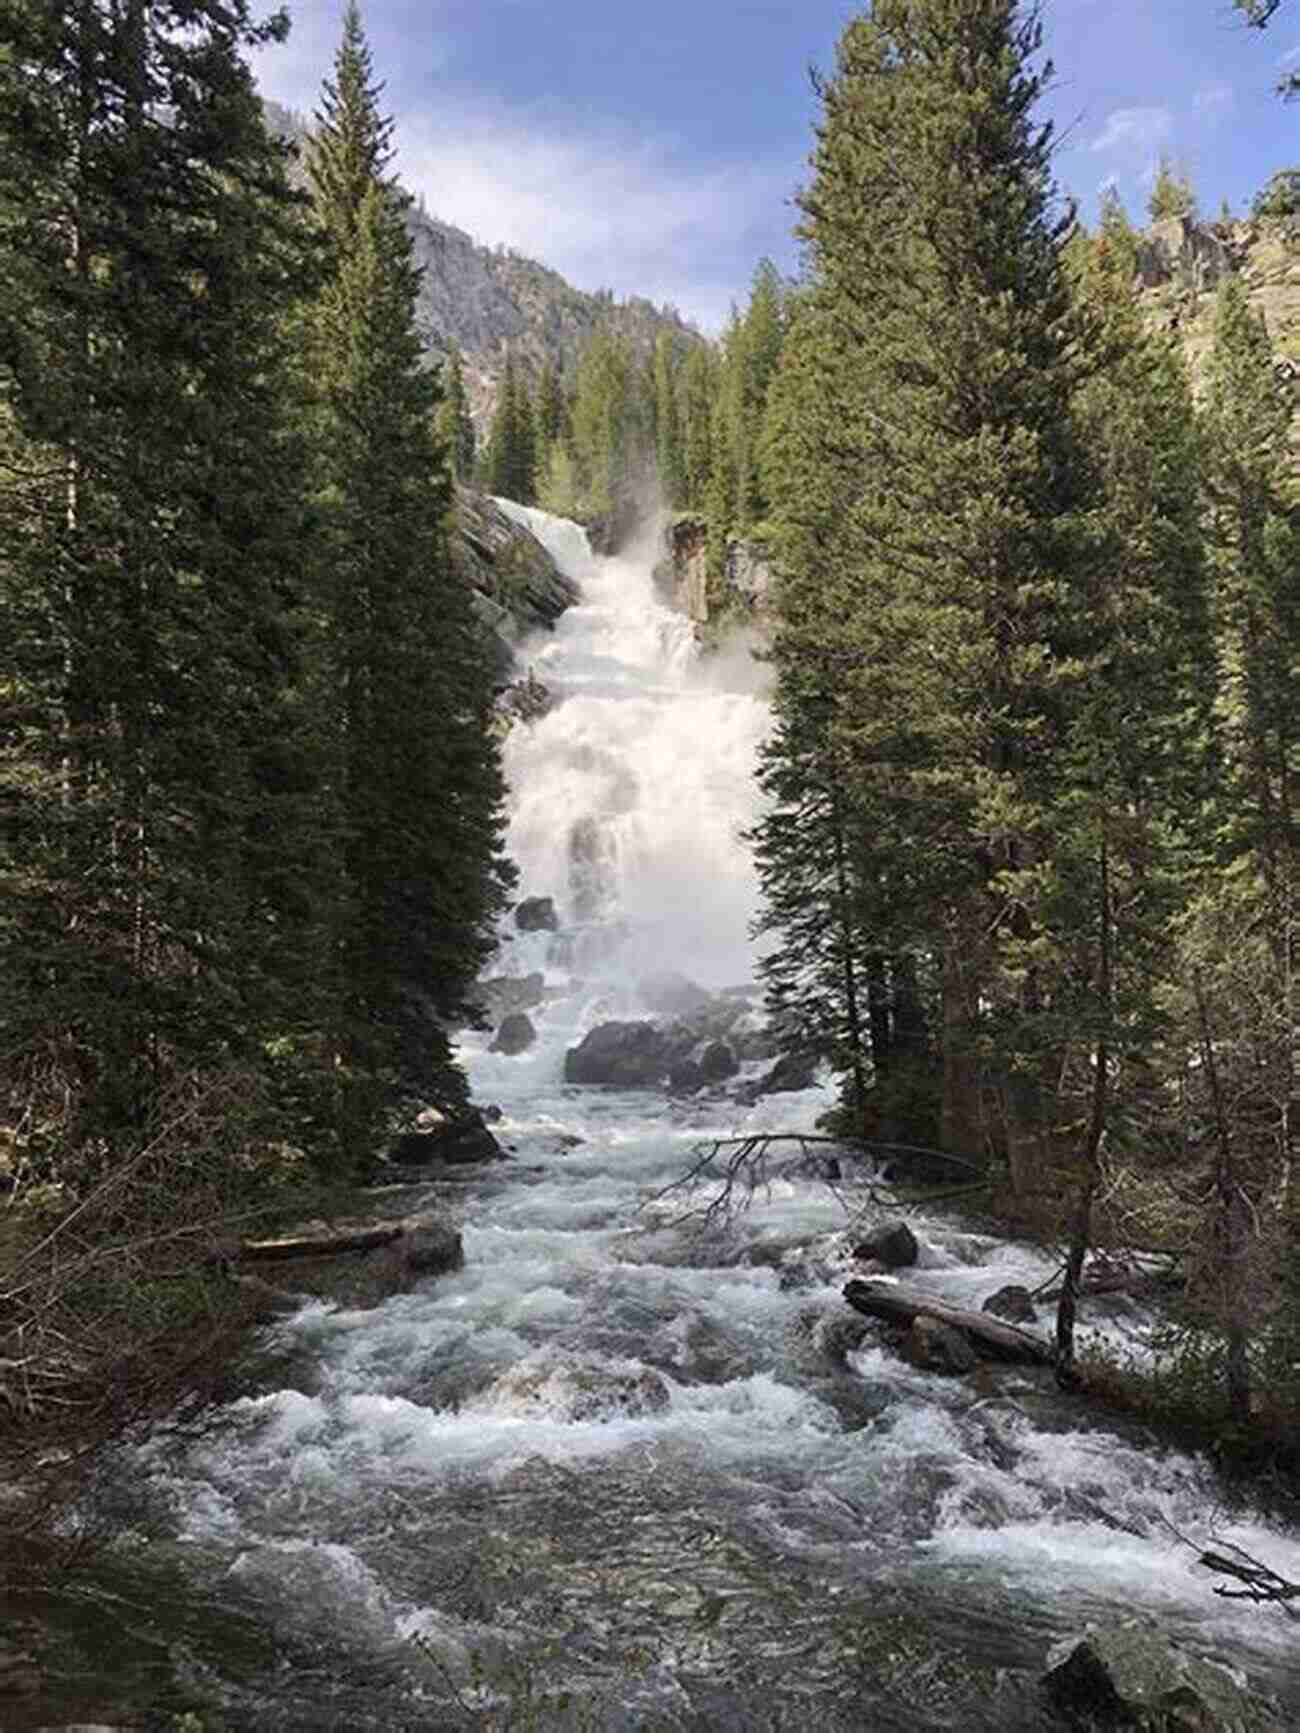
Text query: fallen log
236 1224 405 1263
843 1278 1054 1366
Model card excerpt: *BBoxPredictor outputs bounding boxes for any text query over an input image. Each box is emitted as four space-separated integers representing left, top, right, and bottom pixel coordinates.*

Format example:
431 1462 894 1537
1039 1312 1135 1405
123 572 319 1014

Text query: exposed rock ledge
452 485 579 675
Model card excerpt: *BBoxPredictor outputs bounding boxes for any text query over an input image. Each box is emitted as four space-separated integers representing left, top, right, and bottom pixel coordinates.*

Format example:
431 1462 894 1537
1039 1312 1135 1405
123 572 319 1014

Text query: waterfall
496 500 771 991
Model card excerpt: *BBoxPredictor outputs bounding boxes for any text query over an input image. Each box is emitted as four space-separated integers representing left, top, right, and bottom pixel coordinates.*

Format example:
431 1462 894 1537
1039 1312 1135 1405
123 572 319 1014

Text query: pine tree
302 3 512 1164
679 342 719 514
759 1 1103 1178
485 352 535 503
436 340 476 481
0 0 321 1173
569 324 636 519
653 332 686 508
1148 153 1197 223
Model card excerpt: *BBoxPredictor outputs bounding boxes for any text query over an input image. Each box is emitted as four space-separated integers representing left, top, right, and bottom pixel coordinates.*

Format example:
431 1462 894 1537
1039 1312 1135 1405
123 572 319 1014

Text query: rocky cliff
453 486 578 677
654 516 774 639
1134 212 1300 446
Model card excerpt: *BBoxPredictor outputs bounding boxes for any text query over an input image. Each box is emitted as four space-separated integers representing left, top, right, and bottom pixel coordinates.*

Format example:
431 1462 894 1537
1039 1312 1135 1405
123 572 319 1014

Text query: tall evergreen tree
759 1 1105 1182
0 0 320 1171
485 352 536 503
436 340 476 481
653 332 686 508
302 3 512 1164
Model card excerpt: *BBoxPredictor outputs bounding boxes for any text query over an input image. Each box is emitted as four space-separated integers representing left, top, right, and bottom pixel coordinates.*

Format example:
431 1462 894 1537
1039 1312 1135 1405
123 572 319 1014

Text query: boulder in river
484 1352 671 1423
1042 1618 1282 1730
491 1012 536 1055
388 1114 505 1167
756 1050 819 1095
698 1040 739 1085
564 1021 670 1087
852 1222 919 1269
475 971 545 1018
903 1315 977 1375
668 1057 704 1096
514 895 559 932
982 1283 1037 1324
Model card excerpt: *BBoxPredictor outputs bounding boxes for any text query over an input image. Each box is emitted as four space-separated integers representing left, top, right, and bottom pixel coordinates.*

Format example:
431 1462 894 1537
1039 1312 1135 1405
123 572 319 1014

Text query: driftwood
235 1225 404 1263
1199 1542 1300 1614
843 1278 1054 1366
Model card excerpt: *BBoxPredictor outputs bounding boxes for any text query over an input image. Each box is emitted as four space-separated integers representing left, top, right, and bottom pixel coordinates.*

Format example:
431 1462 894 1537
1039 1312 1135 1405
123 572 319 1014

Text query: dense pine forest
0 0 1297 1502
0 0 517 1433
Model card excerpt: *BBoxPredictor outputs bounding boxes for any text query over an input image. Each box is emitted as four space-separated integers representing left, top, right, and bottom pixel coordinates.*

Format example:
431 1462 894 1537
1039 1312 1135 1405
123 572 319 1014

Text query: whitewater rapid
44 507 1299 1731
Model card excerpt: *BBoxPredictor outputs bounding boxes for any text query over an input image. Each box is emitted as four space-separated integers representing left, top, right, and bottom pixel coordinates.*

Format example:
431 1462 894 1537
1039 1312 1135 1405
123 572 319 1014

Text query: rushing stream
18 507 1300 1730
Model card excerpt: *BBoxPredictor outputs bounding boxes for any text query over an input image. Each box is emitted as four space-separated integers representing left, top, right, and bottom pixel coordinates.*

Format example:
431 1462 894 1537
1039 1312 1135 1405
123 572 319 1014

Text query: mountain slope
264 101 702 424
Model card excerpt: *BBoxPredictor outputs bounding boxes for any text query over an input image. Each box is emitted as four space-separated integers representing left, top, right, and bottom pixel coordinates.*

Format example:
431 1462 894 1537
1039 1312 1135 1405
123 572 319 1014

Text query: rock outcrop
1042 1619 1282 1731
655 516 774 633
452 488 578 669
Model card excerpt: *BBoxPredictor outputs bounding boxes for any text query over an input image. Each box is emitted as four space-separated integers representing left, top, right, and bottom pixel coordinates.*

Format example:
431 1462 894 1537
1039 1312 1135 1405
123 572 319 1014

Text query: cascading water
34 509 1300 1730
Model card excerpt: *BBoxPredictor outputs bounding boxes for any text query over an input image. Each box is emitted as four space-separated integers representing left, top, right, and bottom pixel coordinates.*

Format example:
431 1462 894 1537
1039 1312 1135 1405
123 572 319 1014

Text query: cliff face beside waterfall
453 486 579 675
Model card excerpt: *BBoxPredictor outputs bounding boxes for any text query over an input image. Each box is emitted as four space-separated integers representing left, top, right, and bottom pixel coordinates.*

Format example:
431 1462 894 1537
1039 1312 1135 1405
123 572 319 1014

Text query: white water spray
497 500 771 990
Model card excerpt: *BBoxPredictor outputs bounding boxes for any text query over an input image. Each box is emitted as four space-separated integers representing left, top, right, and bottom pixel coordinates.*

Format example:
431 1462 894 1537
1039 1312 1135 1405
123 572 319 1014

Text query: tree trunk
1056 836 1111 1387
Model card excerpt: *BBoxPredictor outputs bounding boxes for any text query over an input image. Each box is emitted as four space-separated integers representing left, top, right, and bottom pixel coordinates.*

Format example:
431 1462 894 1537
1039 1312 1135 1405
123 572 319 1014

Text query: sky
251 1 1300 334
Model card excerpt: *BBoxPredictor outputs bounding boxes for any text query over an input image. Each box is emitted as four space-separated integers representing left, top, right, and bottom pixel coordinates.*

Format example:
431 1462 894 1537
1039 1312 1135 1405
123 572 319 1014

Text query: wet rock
759 1050 818 1094
1042 1619 1282 1731
638 970 712 1017
485 1353 671 1423
564 1021 670 1088
903 1316 976 1375
401 1220 466 1279
388 1114 505 1167
491 1011 536 1055
812 1312 873 1363
983 1284 1037 1325
698 1040 738 1085
475 971 545 1018
852 1222 919 1269
514 895 558 933
668 1058 704 1095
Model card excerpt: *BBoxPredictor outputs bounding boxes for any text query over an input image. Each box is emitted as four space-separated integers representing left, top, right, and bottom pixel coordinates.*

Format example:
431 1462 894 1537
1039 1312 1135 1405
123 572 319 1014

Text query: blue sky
252 1 1300 333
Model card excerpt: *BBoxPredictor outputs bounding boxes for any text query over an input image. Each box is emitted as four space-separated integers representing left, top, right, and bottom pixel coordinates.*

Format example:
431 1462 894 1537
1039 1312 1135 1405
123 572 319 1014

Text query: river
15 505 1300 1731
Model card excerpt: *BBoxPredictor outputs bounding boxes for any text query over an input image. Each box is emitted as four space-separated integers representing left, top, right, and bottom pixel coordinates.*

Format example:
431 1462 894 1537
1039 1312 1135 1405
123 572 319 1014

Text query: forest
0 0 1297 1488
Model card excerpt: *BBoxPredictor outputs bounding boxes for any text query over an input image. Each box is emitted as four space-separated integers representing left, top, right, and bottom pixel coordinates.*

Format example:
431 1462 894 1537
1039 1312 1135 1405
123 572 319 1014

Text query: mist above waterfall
496 500 771 990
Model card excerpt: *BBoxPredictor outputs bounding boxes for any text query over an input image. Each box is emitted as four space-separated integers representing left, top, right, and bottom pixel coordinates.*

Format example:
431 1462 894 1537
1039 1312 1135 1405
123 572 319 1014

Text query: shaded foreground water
8 509 1299 1730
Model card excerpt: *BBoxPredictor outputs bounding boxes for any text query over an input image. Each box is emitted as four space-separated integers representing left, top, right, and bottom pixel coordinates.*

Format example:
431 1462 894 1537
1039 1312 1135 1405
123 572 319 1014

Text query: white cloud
1192 79 1235 119
1089 105 1173 154
395 112 785 333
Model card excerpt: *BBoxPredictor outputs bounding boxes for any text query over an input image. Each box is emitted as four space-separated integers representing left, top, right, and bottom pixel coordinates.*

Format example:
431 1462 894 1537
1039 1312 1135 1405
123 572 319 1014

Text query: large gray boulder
698 1040 739 1085
475 971 545 1019
852 1222 919 1269
514 896 558 933
903 1316 976 1375
491 1012 536 1056
388 1115 505 1167
564 1021 670 1088
1042 1619 1282 1730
